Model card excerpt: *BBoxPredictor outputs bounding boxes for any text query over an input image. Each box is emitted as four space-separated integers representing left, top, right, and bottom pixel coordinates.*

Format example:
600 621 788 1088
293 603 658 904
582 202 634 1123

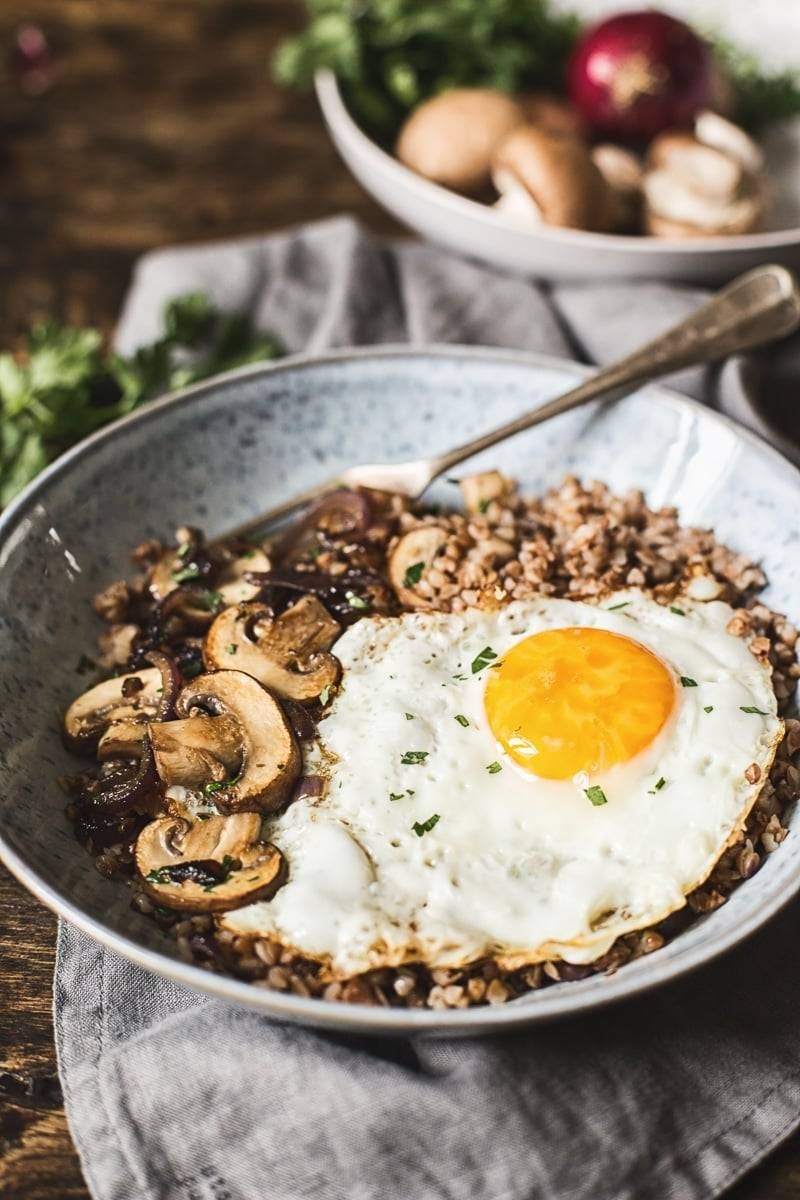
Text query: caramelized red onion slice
282 698 317 742
144 649 182 721
290 775 325 805
245 568 384 624
76 738 160 818
272 489 372 562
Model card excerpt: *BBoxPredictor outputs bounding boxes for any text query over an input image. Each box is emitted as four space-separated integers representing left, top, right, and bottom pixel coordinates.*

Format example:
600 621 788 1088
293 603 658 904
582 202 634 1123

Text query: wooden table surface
1 3 799 1197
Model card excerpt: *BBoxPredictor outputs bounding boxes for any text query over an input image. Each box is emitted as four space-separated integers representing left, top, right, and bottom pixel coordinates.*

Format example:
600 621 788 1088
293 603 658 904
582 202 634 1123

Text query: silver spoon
222 263 800 544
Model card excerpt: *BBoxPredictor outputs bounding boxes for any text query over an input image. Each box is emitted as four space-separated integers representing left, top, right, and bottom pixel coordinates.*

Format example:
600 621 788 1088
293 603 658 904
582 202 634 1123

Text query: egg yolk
484 627 676 780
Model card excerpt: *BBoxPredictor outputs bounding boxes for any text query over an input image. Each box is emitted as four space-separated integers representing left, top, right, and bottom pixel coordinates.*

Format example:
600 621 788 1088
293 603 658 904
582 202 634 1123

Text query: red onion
77 739 159 818
246 568 385 624
282 698 317 742
567 10 713 141
144 649 182 721
272 489 372 563
290 775 325 805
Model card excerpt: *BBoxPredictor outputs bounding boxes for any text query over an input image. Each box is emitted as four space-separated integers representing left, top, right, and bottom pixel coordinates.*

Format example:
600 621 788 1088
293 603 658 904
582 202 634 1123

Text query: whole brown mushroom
491 127 612 231
396 88 526 195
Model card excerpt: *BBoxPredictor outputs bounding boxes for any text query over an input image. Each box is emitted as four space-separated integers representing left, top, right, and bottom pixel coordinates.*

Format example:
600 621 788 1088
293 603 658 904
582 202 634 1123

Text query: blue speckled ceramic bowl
1 347 799 1035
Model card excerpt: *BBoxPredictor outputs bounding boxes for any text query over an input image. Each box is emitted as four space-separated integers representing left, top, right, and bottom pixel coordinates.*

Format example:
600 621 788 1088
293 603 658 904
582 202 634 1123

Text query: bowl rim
2 342 800 1036
315 69 800 257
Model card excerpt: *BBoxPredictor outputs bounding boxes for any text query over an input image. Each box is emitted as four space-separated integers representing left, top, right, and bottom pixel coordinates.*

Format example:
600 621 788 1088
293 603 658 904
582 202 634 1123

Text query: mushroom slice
64 667 162 752
135 813 286 912
491 127 612 231
216 549 271 606
176 670 300 813
204 597 341 704
149 714 242 788
459 470 512 515
695 110 764 174
388 526 448 609
591 144 643 232
396 88 526 196
97 719 149 761
643 169 762 236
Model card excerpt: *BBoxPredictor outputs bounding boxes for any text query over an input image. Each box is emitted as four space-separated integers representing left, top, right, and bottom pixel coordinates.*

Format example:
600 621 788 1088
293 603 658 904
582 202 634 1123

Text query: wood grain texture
0 2 798 1197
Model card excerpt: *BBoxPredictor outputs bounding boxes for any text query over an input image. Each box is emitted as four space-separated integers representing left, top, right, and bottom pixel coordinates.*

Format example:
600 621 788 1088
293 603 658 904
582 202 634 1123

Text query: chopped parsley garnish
404 712 414 721
486 761 502 774
182 661 203 679
197 589 225 613
319 684 332 706
607 601 629 611
308 545 322 560
145 866 175 884
478 498 491 514
452 673 467 682
346 591 369 610
704 705 714 713
203 773 241 795
585 785 608 806
403 561 425 587
226 643 237 655
241 548 258 559
203 854 237 892
741 705 768 715
471 646 498 674
670 606 686 616
389 792 405 802
680 676 697 688
176 542 192 560
648 777 667 794
400 750 428 765
454 714 469 727
171 565 202 584
412 814 440 837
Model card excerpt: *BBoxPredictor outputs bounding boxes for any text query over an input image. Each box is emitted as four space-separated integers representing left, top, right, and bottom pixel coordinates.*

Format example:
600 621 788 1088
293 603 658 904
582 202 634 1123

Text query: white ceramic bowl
316 70 800 285
1 346 799 1035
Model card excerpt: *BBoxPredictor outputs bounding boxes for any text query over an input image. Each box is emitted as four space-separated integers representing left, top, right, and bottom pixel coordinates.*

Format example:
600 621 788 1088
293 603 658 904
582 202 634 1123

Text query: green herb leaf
403 561 424 587
171 565 201 584
585 785 608 807
176 541 192 560
607 601 630 611
680 677 697 688
648 777 667 794
454 714 469 727
412 813 441 837
704 705 714 713
486 761 502 774
197 589 225 614
319 684 332 706
400 750 428 765
740 705 768 715
471 646 497 674
478 498 491 514
670 606 686 616
346 591 369 609
389 792 405 802
203 773 241 795
404 712 414 720
226 643 237 655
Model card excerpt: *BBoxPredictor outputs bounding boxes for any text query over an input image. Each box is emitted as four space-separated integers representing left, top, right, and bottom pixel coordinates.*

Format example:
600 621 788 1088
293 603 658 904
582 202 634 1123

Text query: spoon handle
430 263 800 481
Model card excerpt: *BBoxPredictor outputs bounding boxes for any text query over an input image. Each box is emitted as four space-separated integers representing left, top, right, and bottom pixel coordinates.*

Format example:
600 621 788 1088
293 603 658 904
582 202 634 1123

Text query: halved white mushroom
172 670 301 813
204 596 341 704
388 526 448 609
135 813 286 912
396 88 526 195
644 117 764 238
64 667 162 753
491 127 612 231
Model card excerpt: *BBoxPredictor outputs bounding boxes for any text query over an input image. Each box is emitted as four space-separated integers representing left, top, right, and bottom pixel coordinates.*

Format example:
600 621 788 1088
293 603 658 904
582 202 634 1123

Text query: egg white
223 591 783 977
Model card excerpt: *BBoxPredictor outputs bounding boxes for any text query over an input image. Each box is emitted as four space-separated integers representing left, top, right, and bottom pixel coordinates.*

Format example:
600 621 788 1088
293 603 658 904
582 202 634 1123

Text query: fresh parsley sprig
0 293 281 507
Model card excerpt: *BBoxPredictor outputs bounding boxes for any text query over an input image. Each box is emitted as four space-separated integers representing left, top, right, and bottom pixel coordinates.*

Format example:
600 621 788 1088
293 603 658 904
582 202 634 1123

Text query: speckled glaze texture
1 347 799 1035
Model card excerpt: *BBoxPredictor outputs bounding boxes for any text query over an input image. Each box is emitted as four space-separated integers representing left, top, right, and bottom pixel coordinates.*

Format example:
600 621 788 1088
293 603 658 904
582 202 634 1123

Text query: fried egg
223 591 783 977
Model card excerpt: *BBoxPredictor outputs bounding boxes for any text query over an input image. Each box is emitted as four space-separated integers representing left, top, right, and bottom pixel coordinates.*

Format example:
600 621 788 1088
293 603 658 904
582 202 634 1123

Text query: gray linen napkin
56 216 800 1200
